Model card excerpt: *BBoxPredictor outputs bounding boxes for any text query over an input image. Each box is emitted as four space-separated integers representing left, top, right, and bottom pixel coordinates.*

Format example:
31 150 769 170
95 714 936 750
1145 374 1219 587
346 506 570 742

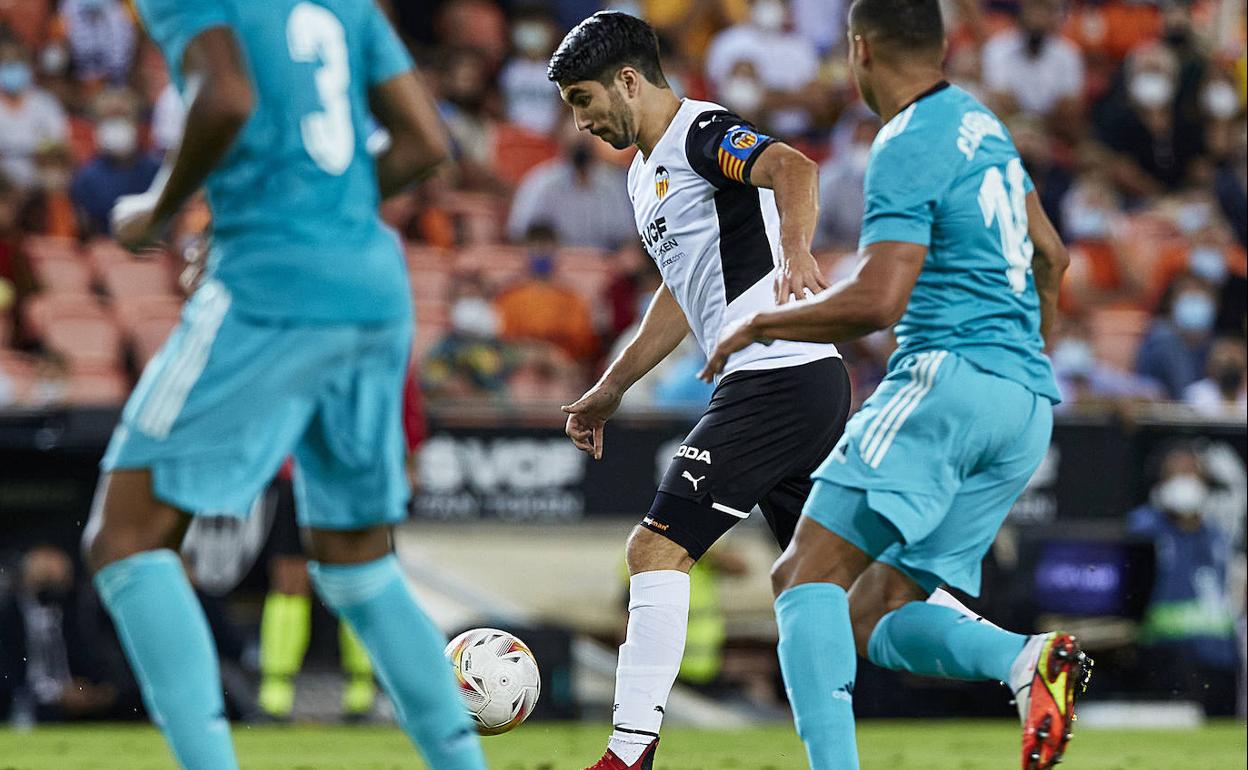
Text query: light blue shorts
103 280 412 530
805 350 1053 595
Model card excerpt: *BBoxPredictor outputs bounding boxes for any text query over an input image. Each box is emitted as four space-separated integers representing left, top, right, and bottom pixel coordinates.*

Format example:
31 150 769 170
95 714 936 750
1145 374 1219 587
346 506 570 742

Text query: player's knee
306 525 392 565
83 472 186 573
625 526 694 575
849 597 888 657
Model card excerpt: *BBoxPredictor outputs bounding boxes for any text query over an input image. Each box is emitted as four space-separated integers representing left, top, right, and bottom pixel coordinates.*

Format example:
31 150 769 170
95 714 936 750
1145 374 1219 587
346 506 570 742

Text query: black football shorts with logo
642 356 852 559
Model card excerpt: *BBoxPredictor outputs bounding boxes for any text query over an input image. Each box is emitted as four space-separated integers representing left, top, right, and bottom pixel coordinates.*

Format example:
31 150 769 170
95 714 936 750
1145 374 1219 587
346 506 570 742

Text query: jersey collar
898 80 951 113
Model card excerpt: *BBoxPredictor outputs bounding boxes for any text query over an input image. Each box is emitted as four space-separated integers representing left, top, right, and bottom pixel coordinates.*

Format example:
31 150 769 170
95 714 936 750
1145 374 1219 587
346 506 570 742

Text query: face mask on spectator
570 143 593 172
1152 474 1208 517
1172 291 1215 333
450 297 499 338
1188 246 1227 285
721 76 764 114
529 253 555 279
512 23 550 57
0 61 32 94
1130 72 1175 109
97 118 137 157
1175 201 1210 234
1066 206 1111 241
1025 30 1047 57
751 0 786 32
78 0 109 10
39 43 67 75
1201 82 1239 120
1053 338 1095 378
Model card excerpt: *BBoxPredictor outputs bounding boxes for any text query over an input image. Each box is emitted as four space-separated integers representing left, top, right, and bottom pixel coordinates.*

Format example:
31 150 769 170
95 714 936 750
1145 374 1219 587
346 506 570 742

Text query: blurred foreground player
550 12 850 770
80 2 486 769
702 1 1091 768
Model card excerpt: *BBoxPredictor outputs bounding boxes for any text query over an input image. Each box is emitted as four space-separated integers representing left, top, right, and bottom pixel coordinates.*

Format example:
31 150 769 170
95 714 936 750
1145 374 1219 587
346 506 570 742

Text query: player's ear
618 66 641 99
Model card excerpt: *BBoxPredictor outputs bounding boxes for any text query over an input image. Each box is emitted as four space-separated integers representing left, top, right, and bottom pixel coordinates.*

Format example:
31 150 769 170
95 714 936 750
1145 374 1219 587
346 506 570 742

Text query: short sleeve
858 131 951 249
684 111 775 188
365 2 413 87
136 0 231 76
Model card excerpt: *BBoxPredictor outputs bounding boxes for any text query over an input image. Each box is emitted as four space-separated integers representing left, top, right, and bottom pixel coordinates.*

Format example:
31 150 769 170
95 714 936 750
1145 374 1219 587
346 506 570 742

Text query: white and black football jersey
627 99 839 377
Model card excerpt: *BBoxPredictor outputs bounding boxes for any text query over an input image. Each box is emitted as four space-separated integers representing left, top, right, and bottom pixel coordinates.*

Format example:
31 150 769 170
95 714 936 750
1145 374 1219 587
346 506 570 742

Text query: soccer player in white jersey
549 12 851 770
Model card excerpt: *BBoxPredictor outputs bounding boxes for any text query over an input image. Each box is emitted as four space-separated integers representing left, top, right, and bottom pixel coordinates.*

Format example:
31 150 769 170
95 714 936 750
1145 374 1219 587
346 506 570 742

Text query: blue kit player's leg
86 283 321 770
296 320 486 770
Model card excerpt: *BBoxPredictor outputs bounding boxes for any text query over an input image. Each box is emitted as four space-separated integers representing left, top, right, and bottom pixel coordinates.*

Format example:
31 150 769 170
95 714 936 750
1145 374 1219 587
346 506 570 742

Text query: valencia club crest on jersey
716 126 768 183
655 166 670 199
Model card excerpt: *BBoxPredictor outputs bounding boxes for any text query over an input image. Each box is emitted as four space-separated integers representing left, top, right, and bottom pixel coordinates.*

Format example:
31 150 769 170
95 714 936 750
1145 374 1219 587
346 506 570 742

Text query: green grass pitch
2 720 1244 770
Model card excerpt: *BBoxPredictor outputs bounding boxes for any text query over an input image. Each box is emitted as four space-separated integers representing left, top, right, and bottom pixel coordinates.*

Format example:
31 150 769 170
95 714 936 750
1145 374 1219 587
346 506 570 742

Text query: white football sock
927 587 1000 629
608 570 690 764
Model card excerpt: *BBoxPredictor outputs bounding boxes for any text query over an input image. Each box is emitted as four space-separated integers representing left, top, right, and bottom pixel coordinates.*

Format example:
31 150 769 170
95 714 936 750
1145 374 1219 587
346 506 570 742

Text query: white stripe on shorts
859 351 940 460
864 350 948 469
711 501 751 519
135 281 231 440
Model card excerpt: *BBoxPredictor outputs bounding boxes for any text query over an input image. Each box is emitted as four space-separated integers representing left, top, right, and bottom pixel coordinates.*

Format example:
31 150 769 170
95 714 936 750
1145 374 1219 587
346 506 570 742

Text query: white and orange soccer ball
444 628 541 735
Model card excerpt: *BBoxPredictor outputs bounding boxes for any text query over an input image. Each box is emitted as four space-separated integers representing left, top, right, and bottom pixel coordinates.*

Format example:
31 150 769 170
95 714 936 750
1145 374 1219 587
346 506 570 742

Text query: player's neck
635 89 683 160
874 69 945 124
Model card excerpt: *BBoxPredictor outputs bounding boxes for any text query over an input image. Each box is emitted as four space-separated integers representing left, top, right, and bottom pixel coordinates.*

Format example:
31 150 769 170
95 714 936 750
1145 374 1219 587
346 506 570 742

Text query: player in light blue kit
701 1 1090 769
81 2 487 769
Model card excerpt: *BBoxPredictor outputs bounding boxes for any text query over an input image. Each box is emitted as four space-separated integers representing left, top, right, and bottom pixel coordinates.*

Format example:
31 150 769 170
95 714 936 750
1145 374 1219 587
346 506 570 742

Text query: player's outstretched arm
1024 191 1069 347
562 283 688 459
369 71 451 199
112 28 254 251
699 242 925 381
748 143 829 304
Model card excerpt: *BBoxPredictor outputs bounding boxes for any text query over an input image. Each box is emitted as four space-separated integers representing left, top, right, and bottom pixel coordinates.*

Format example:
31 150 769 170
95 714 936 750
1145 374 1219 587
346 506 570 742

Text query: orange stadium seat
101 259 177 299
31 257 94 294
489 123 559 188
41 316 123 370
1090 307 1149 372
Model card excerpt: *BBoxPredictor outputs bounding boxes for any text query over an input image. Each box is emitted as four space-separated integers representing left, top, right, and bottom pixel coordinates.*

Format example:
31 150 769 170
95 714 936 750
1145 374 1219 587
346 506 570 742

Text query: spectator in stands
506 125 634 250
1136 274 1218 399
494 223 598 362
423 270 517 399
1051 315 1162 407
56 0 136 87
982 0 1084 139
0 34 68 190
432 0 509 71
1129 443 1240 716
602 241 662 346
1184 337 1248 416
0 544 118 723
20 144 77 239
705 0 827 136
814 107 878 250
1094 43 1207 195
499 5 563 137
0 174 32 305
70 88 159 236
435 47 507 193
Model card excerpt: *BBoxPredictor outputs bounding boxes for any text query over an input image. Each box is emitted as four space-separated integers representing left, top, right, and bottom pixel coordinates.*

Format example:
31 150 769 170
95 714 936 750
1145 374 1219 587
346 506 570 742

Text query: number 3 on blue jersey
977 157 1033 294
287 2 354 175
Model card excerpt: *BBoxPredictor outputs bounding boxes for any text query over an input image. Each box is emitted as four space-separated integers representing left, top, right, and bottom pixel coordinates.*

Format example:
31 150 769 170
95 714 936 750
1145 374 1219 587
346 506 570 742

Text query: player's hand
774 251 828 305
699 314 760 382
110 192 165 253
561 386 622 460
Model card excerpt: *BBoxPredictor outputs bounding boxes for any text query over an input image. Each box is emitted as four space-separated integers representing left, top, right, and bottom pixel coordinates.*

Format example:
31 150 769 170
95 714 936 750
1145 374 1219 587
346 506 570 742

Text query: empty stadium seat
31 257 94 294
101 259 177 299
21 293 109 337
489 123 559 188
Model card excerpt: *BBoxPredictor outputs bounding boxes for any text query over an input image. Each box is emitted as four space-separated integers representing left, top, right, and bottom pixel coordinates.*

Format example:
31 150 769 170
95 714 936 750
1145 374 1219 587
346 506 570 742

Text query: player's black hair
546 11 667 88
848 0 945 55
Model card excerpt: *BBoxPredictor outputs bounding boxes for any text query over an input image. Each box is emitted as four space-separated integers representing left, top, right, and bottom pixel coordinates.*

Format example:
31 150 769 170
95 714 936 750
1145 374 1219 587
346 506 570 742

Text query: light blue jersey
139 0 413 322
860 82 1059 403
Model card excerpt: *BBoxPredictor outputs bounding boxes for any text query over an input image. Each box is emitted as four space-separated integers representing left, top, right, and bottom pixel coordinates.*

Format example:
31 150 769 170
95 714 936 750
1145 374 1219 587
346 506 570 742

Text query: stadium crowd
0 0 1244 416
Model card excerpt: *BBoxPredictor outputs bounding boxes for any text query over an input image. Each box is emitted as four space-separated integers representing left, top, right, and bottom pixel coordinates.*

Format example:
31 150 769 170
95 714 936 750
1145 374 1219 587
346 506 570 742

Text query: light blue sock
94 550 238 770
309 555 485 770
775 583 859 770
867 601 1027 682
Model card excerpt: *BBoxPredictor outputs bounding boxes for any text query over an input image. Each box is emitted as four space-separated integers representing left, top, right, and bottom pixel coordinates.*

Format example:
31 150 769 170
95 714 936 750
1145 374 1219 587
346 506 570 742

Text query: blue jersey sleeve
137 0 231 78
365 2 413 87
859 129 956 249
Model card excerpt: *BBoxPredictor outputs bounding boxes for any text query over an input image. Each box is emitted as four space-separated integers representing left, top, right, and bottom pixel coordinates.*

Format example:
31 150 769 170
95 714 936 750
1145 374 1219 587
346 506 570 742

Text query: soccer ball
444 628 541 735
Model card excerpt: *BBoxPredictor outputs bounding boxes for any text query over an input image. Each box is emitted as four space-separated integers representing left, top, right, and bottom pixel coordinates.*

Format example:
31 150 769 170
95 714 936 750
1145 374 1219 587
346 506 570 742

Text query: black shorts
264 476 303 558
642 356 852 559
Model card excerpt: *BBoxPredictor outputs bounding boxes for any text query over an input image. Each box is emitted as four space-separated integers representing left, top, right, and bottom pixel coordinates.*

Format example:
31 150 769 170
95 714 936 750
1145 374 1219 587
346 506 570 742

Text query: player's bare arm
112 28 254 251
369 71 451 198
748 142 829 304
699 241 924 380
563 283 688 459
1025 191 1070 347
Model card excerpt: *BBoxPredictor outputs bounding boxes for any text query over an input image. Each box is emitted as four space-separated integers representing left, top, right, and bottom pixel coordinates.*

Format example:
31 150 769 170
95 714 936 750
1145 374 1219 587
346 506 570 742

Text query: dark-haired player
702 1 1089 768
549 11 851 770
82 1 485 768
